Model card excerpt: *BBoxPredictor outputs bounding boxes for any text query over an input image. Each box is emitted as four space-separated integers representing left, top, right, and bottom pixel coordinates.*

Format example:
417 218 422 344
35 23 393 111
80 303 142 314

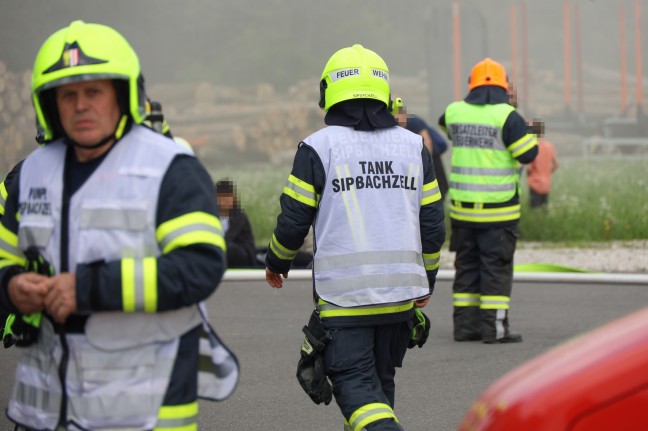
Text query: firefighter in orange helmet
439 58 538 344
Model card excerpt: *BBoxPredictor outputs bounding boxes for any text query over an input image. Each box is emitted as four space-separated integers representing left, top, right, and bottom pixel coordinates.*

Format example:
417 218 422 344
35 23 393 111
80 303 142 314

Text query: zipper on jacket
55 174 72 429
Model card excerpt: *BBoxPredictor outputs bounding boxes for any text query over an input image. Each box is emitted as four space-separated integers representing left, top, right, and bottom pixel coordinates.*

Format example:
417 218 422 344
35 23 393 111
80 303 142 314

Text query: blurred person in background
526 119 559 208
216 178 258 267
439 58 538 344
395 105 449 200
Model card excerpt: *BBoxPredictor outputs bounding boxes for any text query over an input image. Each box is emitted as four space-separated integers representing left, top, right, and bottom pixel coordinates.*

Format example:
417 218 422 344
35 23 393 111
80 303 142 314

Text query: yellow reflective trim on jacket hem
154 402 199 431
317 299 414 318
450 204 521 223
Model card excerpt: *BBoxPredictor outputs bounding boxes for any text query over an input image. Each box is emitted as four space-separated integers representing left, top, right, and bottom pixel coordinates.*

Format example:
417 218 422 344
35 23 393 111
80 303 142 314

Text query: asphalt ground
2 278 647 431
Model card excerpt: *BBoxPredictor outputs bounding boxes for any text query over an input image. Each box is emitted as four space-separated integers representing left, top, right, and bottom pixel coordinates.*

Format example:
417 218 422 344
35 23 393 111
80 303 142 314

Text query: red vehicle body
459 306 648 430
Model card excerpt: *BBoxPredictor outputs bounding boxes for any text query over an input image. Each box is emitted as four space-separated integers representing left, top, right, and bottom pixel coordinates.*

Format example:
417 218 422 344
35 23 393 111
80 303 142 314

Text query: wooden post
574 2 584 114
620 3 628 116
521 0 529 114
510 4 519 90
635 0 644 110
563 0 572 110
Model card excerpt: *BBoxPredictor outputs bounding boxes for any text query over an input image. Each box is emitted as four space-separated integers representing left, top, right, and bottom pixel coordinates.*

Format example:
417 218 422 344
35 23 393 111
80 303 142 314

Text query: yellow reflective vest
444 101 536 224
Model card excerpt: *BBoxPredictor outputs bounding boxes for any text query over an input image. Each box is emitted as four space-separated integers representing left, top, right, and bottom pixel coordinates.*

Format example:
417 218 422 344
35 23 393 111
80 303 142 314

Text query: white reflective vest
304 126 429 307
8 126 201 430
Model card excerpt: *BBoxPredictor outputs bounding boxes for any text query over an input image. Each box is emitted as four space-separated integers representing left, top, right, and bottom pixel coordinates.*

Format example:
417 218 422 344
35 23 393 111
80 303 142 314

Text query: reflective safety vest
8 126 203 430
304 126 430 308
444 101 531 223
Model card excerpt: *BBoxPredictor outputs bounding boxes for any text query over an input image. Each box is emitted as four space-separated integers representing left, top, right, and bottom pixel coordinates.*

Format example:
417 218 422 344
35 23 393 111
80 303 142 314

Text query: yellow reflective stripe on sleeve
154 402 198 431
156 211 225 254
122 258 135 312
143 257 157 312
348 402 398 431
269 233 298 260
422 251 440 271
0 181 7 216
480 295 510 310
0 223 25 266
0 260 19 270
509 133 538 158
421 179 442 205
121 257 158 312
283 174 318 208
453 293 480 307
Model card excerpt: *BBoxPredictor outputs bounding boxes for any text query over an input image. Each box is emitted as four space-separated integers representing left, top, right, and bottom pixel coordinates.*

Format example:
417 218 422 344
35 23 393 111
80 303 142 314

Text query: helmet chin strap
64 115 128 150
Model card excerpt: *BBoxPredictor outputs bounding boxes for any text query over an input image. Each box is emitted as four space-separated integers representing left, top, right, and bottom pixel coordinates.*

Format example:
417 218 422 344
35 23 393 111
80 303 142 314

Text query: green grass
209 158 648 247
519 159 648 242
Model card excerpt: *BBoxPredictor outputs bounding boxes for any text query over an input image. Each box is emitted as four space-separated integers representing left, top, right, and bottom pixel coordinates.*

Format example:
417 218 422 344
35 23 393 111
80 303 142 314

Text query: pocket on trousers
392 322 411 368
500 226 520 262
322 328 366 375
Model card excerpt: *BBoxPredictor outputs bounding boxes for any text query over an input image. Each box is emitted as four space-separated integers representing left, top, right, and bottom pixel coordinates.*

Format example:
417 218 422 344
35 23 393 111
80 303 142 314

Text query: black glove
3 312 41 348
4 247 53 348
295 311 333 405
408 308 431 349
296 349 332 405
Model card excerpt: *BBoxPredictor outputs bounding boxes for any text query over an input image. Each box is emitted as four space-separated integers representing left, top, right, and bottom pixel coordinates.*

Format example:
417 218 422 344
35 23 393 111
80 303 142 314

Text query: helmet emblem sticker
44 41 108 74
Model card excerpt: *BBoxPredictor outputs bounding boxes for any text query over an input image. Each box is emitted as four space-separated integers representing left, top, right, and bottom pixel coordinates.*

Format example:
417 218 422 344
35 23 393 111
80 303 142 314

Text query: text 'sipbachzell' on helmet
31 20 147 142
319 44 391 112
468 58 509 91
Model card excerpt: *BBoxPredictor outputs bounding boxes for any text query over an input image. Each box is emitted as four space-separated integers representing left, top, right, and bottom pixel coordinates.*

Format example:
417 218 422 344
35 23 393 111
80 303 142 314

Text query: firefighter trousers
322 322 410 431
450 225 519 342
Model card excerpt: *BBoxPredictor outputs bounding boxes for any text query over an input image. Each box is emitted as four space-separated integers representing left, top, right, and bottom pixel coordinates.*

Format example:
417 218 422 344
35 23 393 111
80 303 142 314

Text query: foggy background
0 0 646 170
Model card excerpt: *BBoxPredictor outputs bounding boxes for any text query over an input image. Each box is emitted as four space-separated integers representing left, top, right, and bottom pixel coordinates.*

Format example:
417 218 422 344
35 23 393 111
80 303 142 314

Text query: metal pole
223 269 648 286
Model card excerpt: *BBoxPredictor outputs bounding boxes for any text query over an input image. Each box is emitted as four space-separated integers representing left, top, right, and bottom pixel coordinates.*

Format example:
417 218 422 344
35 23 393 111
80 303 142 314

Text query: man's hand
44 273 77 324
7 273 50 314
414 295 431 308
265 268 288 289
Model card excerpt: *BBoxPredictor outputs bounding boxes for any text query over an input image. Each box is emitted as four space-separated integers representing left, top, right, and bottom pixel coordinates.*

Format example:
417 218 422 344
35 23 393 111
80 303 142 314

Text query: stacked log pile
0 61 35 172
0 59 635 173
150 79 324 166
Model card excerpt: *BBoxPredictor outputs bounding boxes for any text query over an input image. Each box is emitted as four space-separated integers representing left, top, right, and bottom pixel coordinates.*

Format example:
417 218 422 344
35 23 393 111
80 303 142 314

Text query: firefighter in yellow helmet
439 58 538 344
265 44 445 430
0 21 233 430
